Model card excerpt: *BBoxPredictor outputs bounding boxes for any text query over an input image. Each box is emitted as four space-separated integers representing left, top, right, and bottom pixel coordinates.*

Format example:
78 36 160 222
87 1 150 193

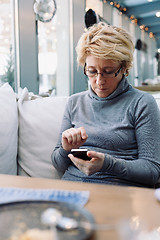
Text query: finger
62 129 74 144
68 153 83 162
87 151 104 160
68 154 102 176
69 154 95 176
68 154 85 168
66 128 87 144
69 129 84 145
79 127 88 140
62 128 79 144
62 127 88 151
73 128 83 143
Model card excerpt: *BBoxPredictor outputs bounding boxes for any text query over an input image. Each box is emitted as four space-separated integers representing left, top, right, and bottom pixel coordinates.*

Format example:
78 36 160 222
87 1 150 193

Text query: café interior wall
56 0 71 96
71 0 86 95
141 32 157 83
102 2 157 87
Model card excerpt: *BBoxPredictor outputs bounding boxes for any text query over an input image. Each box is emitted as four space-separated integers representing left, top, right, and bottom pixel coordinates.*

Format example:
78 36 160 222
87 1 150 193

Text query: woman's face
85 55 125 98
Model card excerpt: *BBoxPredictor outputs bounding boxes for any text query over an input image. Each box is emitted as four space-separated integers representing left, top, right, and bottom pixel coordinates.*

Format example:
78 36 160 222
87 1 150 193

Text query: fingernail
82 135 88 139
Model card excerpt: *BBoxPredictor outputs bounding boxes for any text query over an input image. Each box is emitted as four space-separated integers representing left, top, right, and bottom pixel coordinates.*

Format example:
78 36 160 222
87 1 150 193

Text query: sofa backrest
1 83 160 179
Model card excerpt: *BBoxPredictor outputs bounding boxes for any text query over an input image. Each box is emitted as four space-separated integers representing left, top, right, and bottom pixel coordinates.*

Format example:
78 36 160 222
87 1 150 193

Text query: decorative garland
103 0 154 38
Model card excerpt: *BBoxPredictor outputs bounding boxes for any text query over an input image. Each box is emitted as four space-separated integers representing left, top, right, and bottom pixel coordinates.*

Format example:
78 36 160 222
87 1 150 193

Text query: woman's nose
96 74 106 85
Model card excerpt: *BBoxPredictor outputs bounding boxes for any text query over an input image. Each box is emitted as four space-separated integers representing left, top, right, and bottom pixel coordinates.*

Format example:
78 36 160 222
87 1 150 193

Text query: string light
108 1 127 14
134 19 138 24
103 1 149 34
140 25 145 30
130 15 134 20
149 32 154 38
156 12 160 18
116 3 120 8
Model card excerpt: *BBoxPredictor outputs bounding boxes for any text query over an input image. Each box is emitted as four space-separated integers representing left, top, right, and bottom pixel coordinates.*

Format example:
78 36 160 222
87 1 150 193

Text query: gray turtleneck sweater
51 78 160 187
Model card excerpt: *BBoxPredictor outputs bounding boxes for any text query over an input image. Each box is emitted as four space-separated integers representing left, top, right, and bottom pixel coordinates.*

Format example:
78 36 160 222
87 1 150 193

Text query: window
86 0 103 16
38 15 57 95
0 0 15 90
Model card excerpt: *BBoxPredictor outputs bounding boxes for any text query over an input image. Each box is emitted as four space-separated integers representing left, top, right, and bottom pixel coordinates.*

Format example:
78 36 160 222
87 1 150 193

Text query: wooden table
0 174 160 240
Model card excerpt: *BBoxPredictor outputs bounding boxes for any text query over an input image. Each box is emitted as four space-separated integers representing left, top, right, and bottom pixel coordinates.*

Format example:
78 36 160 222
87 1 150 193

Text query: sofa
0 83 67 179
1 82 160 180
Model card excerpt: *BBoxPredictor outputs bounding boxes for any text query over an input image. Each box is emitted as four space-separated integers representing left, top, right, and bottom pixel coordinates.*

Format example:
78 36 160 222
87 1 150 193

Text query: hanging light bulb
33 0 57 22
156 12 160 17
149 32 154 38
116 3 120 8
140 25 145 30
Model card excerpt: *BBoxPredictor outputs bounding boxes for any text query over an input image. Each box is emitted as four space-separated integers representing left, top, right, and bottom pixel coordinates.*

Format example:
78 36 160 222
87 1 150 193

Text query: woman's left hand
68 150 105 176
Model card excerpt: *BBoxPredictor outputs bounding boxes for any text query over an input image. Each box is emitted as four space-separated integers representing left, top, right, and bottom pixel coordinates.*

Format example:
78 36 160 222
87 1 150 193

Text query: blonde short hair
76 22 134 75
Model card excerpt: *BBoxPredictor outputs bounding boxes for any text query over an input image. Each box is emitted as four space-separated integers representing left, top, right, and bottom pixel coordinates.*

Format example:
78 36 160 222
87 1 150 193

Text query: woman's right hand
62 127 88 151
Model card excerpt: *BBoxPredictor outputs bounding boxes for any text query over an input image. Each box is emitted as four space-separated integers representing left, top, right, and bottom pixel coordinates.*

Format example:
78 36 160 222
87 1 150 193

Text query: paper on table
0 187 90 207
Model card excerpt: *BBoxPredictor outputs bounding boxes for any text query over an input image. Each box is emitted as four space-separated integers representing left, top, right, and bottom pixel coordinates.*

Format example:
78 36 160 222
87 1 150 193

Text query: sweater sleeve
101 94 160 186
51 99 72 173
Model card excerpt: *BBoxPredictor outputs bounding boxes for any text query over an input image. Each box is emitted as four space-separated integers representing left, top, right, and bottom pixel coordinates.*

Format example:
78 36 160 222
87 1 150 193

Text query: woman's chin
95 89 110 98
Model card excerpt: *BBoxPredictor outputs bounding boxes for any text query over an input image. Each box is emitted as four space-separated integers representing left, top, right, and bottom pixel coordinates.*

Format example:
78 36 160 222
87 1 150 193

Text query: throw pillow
17 87 67 178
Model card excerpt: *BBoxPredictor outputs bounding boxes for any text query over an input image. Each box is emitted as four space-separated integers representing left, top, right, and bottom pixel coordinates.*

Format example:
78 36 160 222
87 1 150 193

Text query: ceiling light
148 0 152 2
156 12 160 17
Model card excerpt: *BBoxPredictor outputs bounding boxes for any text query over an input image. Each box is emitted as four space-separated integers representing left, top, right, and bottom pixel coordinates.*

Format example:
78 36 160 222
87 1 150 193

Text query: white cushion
17 88 67 178
0 83 18 174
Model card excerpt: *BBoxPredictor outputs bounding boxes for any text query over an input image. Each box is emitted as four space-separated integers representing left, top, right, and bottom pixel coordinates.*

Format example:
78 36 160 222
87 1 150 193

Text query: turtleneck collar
88 76 130 101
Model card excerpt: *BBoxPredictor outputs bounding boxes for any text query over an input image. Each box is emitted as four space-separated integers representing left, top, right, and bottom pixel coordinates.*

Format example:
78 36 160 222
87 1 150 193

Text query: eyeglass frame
84 63 122 78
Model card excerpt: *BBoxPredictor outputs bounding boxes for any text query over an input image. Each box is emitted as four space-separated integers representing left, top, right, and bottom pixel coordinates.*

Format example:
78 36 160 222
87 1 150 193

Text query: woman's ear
122 67 128 76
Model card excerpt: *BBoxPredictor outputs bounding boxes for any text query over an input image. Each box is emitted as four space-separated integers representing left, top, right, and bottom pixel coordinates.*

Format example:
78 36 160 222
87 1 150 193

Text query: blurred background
0 0 160 96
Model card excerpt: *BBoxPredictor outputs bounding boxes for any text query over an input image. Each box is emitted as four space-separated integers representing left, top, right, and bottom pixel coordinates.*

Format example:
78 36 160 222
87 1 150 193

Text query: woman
52 22 160 187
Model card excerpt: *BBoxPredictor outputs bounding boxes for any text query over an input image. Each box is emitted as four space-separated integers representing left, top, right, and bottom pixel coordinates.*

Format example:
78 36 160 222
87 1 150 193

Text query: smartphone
71 149 91 160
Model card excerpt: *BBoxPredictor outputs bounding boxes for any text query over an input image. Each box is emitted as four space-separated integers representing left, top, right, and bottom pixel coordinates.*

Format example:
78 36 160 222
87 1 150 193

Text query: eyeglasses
84 64 122 78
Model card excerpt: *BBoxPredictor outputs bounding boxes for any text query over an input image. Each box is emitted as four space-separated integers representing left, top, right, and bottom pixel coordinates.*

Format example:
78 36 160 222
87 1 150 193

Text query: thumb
87 151 104 160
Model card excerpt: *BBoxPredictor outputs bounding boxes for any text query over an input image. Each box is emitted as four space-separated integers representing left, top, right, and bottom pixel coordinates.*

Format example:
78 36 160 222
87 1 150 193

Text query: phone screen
71 149 91 160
